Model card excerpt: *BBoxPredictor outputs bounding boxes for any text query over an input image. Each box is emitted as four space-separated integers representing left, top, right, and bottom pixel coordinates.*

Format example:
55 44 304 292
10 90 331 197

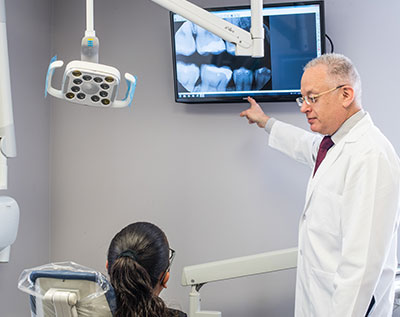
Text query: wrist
259 114 270 128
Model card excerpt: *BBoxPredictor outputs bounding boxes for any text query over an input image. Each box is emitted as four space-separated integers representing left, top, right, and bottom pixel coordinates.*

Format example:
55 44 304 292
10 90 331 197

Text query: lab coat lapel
303 113 373 211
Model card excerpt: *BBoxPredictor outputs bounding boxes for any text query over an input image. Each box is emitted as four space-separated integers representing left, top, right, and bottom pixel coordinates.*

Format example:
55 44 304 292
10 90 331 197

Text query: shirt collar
331 109 366 144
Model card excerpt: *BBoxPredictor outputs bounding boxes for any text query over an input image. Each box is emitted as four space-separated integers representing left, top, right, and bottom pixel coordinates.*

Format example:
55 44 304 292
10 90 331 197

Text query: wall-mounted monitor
170 1 325 103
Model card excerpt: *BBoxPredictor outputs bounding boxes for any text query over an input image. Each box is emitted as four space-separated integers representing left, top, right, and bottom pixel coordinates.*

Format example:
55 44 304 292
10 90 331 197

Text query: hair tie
118 249 138 262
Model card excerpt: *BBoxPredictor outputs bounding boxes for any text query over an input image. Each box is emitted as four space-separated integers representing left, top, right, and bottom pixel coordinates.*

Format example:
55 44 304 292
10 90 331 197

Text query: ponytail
107 222 171 317
110 257 169 317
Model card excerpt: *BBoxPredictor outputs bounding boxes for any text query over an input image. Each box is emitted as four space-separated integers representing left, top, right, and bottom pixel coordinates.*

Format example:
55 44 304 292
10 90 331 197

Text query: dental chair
18 262 116 317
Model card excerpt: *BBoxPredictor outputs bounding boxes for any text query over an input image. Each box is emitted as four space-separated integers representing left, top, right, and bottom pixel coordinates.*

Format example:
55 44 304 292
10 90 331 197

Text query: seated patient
107 222 186 317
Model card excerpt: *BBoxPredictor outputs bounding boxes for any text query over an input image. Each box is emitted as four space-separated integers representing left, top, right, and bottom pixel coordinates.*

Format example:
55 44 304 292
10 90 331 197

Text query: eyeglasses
296 84 346 107
160 248 175 283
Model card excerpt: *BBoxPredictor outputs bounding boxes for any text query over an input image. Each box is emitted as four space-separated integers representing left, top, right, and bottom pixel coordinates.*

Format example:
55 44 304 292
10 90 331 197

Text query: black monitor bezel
170 0 326 104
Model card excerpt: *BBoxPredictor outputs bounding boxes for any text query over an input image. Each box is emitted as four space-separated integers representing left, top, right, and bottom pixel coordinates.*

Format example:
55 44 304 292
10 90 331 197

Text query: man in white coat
240 53 400 316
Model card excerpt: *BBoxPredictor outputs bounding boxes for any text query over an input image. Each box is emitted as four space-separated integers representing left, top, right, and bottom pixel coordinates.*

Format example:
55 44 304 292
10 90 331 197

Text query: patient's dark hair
107 222 170 317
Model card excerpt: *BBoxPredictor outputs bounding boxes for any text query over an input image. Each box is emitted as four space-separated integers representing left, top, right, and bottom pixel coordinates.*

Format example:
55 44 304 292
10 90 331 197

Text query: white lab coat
268 114 400 317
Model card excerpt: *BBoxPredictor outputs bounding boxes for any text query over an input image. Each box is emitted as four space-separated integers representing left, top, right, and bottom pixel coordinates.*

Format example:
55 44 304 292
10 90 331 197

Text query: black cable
325 34 334 53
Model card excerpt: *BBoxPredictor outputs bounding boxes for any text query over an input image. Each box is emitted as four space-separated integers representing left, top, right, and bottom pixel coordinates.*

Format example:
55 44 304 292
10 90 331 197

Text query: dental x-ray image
170 1 325 103
174 17 272 94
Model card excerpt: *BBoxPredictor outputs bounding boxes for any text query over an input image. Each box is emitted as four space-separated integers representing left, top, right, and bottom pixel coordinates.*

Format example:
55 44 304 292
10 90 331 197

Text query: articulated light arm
181 248 298 317
0 0 16 190
182 247 297 287
151 0 264 57
81 0 99 63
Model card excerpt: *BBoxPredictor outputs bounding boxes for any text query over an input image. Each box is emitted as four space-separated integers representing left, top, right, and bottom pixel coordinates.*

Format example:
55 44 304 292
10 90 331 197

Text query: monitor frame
170 0 326 104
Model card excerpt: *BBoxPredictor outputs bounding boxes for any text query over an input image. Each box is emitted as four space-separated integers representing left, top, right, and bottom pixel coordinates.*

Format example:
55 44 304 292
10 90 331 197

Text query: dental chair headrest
18 261 116 317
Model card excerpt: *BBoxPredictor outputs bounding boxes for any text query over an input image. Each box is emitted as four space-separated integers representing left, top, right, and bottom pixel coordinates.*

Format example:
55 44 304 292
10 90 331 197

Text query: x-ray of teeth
173 15 272 94
233 67 253 91
171 5 323 102
176 62 272 93
199 64 232 92
175 21 196 56
177 62 200 92
255 67 272 90
193 24 226 56
174 17 256 57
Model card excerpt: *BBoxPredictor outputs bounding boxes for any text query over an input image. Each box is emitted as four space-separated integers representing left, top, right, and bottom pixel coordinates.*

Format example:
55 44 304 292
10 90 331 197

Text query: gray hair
305 53 362 105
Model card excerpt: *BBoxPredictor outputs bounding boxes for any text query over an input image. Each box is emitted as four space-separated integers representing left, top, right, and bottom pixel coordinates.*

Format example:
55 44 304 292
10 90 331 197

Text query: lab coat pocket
310 267 335 316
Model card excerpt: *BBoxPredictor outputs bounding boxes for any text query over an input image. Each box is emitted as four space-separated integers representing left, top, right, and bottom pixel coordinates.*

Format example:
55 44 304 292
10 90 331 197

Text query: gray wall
0 0 51 316
4 0 399 316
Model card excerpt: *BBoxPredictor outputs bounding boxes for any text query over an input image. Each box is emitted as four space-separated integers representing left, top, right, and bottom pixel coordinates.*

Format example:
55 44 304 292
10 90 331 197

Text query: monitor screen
170 1 325 103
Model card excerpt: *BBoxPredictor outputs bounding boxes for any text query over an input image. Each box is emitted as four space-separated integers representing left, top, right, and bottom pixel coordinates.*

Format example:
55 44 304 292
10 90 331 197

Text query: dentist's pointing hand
240 97 270 128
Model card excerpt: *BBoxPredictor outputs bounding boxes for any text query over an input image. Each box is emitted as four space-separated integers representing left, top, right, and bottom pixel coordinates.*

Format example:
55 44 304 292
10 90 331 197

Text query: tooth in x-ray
175 21 196 56
200 64 232 92
194 25 226 56
177 61 200 92
255 67 271 89
233 67 253 91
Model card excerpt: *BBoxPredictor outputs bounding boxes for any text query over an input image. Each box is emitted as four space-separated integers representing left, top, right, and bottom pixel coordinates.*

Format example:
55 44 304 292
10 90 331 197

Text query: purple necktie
313 136 334 176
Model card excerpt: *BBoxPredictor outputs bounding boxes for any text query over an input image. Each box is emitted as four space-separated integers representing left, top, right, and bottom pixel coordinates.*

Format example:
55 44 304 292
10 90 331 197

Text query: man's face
299 64 346 135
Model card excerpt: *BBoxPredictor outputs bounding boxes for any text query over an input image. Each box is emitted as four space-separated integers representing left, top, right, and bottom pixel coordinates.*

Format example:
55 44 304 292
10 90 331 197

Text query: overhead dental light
0 0 20 263
46 0 263 108
46 0 137 108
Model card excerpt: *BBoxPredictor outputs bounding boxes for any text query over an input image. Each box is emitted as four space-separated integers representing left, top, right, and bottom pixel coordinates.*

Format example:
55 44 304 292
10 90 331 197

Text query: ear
106 260 108 270
161 271 170 289
341 86 355 108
